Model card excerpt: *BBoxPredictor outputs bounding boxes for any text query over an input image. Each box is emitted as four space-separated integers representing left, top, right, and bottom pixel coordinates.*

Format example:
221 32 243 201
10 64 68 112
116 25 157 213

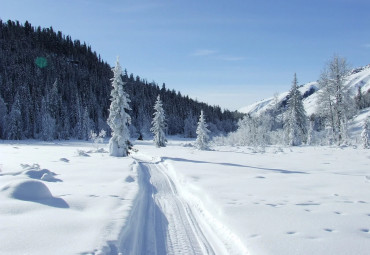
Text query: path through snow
115 156 247 255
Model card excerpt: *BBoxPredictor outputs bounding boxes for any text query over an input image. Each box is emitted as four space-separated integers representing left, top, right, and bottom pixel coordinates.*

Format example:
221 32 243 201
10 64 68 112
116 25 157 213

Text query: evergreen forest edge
0 19 242 141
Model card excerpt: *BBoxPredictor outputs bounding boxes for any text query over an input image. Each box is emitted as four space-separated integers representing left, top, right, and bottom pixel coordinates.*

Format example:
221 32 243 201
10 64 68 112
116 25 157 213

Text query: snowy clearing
1 139 370 255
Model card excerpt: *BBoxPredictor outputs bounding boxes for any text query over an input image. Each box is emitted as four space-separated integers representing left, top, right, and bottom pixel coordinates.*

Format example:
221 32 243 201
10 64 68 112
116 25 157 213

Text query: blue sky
1 0 370 110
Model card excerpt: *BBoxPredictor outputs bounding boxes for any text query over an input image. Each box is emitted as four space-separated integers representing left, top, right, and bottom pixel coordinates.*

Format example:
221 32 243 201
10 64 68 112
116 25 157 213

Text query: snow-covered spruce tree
284 73 307 146
107 57 131 157
151 95 167 147
317 56 355 145
82 107 92 141
361 116 370 148
195 110 210 150
40 96 56 141
6 93 23 140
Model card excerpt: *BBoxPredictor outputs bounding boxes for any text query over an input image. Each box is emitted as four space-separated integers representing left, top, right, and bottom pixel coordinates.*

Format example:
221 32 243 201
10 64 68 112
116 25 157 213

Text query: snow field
1 139 370 255
134 139 370 255
0 141 138 255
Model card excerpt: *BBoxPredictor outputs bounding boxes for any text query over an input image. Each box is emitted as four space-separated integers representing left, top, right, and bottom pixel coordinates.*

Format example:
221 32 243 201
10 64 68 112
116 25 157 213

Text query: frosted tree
40 96 56 141
307 116 315 145
318 56 355 145
82 107 92 141
107 57 131 157
231 113 271 147
285 73 307 146
361 116 370 148
6 93 23 140
184 111 197 138
195 110 210 150
151 95 167 147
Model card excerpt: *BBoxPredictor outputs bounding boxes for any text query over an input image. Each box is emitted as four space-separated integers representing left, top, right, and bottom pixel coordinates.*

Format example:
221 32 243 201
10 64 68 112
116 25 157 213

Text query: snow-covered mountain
239 64 370 116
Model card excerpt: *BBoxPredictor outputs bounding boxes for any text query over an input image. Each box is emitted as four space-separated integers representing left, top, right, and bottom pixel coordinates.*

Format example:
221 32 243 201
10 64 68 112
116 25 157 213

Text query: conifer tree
184 111 197 138
0 96 7 139
151 95 167 147
285 73 307 146
361 116 370 149
40 96 56 141
82 107 92 141
195 110 210 150
107 57 131 157
6 93 23 140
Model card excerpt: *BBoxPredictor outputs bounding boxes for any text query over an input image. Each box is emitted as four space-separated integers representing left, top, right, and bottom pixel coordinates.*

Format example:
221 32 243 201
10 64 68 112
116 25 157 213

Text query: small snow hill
239 64 370 117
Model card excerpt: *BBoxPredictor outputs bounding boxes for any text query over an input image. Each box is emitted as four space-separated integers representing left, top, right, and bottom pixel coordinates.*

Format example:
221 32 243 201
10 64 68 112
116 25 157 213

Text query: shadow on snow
162 157 308 175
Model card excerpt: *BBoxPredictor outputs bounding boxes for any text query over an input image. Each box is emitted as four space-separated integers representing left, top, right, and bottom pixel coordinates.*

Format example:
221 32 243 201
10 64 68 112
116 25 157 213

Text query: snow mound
2 179 53 200
24 169 56 179
76 149 90 157
1 180 69 208
21 163 61 182
41 172 59 182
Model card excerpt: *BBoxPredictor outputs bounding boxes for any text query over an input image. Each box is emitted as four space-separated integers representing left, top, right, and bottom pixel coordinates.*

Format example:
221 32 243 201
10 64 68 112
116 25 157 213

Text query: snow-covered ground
1 138 370 254
0 141 138 254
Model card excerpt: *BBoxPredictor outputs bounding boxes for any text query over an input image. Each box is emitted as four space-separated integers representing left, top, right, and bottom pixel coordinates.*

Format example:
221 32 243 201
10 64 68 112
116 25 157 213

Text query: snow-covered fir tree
285 73 307 146
6 93 23 140
151 95 167 147
317 56 355 145
195 110 210 150
40 96 56 141
82 107 92 141
107 57 131 157
361 116 370 149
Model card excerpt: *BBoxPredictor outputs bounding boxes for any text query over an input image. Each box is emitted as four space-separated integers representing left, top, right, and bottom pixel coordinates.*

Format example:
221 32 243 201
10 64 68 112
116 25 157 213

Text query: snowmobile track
113 156 248 255
115 159 215 255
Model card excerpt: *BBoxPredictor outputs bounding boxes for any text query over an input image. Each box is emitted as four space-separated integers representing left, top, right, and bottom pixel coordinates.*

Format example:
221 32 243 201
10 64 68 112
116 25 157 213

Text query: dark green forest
0 19 242 140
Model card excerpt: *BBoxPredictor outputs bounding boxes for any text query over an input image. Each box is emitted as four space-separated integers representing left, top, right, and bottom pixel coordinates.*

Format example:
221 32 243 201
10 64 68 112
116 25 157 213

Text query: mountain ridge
239 64 370 117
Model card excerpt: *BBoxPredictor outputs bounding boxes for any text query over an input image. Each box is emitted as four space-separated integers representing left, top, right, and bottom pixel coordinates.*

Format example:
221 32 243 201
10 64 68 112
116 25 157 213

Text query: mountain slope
239 65 370 117
0 20 241 140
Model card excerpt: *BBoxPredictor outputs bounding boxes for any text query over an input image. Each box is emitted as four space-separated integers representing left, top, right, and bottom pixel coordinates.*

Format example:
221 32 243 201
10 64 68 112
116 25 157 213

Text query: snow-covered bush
89 129 106 150
76 149 90 157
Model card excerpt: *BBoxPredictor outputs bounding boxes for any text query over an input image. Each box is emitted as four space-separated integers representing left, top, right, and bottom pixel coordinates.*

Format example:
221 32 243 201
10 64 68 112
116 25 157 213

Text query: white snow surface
239 65 370 116
0 141 138 255
1 138 370 254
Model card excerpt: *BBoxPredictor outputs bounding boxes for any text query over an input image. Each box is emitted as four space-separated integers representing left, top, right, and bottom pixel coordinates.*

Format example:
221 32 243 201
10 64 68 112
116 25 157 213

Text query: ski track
97 154 248 255
105 155 248 255
114 159 212 255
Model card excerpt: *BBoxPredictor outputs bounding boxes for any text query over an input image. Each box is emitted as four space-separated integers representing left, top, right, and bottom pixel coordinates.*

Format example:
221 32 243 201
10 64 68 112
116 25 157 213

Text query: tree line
0 20 242 141
216 56 370 149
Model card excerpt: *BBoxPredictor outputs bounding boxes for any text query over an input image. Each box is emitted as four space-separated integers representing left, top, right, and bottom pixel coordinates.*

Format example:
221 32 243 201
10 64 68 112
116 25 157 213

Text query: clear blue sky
1 0 370 110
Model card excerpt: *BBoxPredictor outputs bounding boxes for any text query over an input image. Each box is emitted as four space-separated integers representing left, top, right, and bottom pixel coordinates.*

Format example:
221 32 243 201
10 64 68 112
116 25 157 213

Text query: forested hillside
0 20 241 140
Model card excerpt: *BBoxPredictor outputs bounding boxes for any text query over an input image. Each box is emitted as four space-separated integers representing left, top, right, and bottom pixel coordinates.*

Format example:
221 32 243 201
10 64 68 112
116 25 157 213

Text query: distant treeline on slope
0 19 242 140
